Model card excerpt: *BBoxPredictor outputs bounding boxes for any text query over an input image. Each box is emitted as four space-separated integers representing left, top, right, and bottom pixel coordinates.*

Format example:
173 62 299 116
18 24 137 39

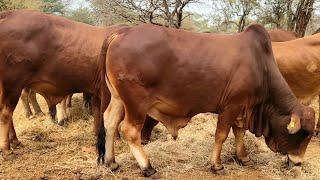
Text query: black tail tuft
96 122 106 164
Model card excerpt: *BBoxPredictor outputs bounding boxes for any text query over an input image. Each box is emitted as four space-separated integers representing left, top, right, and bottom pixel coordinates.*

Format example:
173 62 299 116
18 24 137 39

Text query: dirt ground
0 94 319 180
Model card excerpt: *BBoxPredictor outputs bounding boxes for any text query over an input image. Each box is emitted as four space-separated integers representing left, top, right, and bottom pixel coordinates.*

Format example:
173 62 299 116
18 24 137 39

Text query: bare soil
0 94 319 180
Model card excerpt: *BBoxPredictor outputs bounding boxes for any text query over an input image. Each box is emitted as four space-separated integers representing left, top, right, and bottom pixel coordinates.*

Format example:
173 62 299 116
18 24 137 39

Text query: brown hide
0 10 123 151
98 24 315 173
268 29 300 42
273 34 320 129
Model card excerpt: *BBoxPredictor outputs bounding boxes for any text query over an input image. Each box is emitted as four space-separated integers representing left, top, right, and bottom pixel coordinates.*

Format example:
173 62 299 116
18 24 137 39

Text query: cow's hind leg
29 89 44 116
103 96 124 170
232 126 252 166
121 108 156 177
21 88 33 119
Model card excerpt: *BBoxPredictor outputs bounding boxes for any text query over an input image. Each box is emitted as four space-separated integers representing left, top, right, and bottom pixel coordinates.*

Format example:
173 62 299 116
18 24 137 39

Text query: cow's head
264 105 315 166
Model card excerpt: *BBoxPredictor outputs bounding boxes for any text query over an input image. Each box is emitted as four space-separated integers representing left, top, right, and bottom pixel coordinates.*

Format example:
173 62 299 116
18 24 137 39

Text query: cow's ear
287 113 301 134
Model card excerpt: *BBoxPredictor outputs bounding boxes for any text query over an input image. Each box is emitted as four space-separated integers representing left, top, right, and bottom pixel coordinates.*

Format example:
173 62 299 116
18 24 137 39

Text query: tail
96 31 122 164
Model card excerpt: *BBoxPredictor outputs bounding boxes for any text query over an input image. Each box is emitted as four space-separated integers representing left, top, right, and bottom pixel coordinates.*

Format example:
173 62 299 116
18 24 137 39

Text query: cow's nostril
287 155 302 168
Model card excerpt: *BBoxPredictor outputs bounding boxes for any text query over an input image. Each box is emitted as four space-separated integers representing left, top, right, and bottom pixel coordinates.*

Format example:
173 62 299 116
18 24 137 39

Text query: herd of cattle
0 10 320 177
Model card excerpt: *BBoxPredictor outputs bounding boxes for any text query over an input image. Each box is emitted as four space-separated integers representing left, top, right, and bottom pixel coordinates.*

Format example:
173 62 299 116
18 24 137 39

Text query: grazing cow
97 24 315 177
272 34 320 133
268 29 300 42
0 10 123 158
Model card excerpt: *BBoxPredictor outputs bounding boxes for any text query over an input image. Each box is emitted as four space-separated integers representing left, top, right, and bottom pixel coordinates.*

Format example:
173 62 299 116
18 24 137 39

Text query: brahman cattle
97 24 315 177
0 10 123 158
268 29 300 42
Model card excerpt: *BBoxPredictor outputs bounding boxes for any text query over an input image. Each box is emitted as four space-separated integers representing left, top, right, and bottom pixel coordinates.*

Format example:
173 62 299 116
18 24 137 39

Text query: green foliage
67 7 95 25
42 0 65 14
0 0 44 11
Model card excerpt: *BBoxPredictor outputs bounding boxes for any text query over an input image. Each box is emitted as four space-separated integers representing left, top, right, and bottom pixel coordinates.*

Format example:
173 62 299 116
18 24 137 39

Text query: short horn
287 113 301 134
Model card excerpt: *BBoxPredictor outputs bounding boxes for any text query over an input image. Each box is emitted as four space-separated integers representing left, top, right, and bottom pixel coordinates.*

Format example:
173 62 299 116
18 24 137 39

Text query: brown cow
272 34 320 133
268 29 300 42
0 10 123 157
97 24 315 177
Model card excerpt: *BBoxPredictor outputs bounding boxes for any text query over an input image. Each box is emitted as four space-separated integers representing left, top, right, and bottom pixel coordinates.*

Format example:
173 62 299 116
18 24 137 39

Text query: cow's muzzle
287 155 302 169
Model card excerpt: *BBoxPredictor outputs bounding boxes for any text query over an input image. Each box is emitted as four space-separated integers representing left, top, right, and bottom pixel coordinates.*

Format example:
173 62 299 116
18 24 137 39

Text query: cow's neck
249 59 300 137
267 58 300 114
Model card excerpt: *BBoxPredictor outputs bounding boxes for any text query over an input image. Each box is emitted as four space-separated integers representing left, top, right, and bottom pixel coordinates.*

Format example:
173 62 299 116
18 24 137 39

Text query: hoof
141 139 149 145
142 166 157 177
35 112 45 117
11 140 23 149
236 156 253 166
211 164 225 175
28 115 36 120
0 150 16 161
57 118 68 126
106 161 120 172
314 131 320 137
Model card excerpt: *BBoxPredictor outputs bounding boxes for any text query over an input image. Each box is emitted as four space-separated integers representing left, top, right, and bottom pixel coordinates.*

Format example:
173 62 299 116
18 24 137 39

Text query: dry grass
0 94 319 179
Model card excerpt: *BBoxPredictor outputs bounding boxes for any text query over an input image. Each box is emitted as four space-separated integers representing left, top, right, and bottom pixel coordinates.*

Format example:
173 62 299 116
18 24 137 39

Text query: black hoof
211 165 225 175
57 118 68 126
235 156 253 166
142 166 157 177
0 150 16 161
35 112 45 117
105 160 120 172
141 139 150 145
11 140 23 149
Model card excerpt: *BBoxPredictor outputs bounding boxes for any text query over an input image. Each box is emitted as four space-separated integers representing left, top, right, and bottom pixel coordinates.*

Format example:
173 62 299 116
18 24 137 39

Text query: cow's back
106 24 273 116
268 29 300 42
272 34 320 102
0 10 109 94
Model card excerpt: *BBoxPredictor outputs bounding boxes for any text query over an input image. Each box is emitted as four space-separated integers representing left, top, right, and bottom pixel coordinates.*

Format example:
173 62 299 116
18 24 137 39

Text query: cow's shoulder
244 24 272 54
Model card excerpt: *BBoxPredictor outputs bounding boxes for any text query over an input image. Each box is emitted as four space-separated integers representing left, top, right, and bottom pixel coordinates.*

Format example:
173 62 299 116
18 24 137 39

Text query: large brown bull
97 24 315 177
139 29 303 143
0 10 121 157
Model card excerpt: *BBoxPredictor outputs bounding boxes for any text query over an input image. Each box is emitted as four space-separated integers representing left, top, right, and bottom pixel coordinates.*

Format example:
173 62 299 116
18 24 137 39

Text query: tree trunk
294 0 315 36
287 0 294 31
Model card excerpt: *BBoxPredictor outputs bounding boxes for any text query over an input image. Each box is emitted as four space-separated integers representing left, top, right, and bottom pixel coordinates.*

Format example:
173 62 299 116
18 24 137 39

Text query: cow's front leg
0 105 13 160
21 89 33 119
232 126 252 166
29 89 44 116
9 120 22 149
211 106 240 174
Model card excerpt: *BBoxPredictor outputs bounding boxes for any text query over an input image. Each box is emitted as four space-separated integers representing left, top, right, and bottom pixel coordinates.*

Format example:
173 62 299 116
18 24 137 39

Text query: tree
212 0 259 32
257 0 289 28
42 0 65 15
0 0 65 15
288 0 315 36
90 0 198 28
0 0 43 12
68 7 95 25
